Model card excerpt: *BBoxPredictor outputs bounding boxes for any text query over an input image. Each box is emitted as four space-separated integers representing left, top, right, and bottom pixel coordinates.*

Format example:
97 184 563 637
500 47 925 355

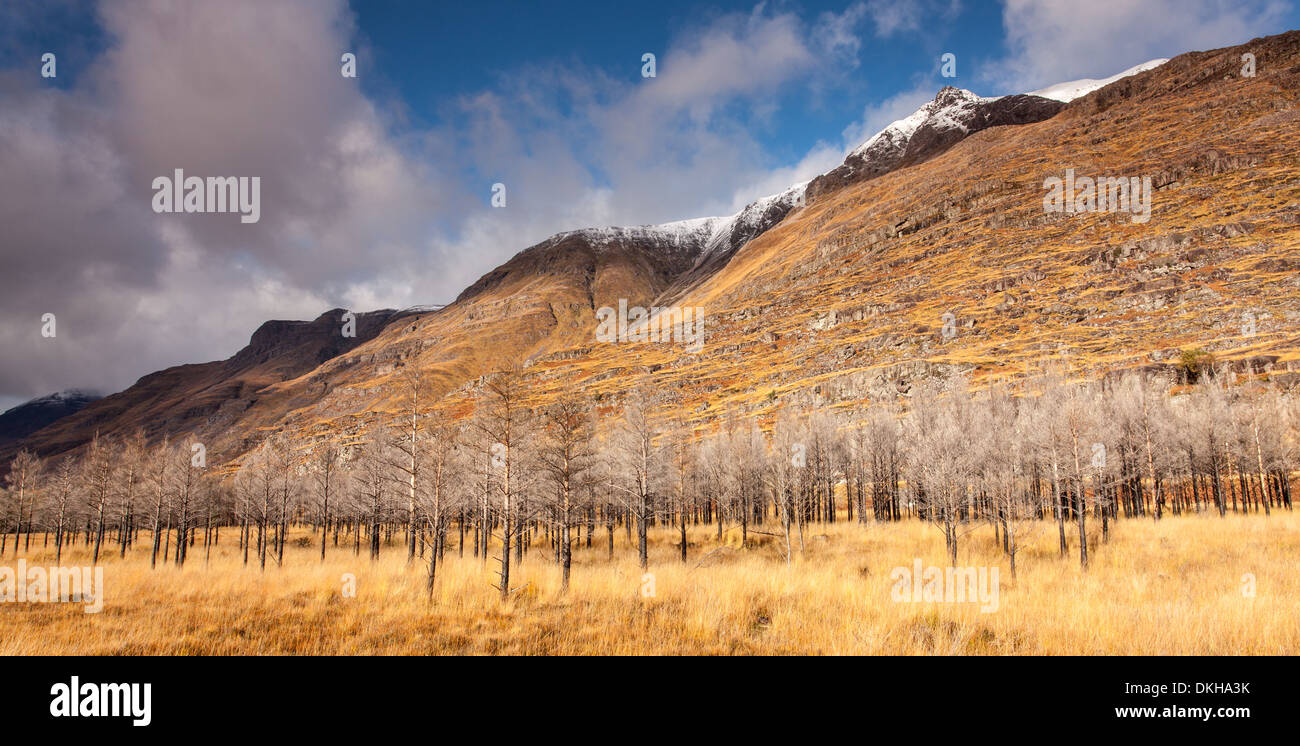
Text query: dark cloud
0 0 910 405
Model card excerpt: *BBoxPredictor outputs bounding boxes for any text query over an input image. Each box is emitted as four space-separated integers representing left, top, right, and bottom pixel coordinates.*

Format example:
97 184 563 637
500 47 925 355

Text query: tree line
2 368 1295 596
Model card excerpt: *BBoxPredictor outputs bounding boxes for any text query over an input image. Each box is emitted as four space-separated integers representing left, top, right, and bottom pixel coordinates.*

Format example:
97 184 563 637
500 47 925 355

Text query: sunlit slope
508 30 1300 426
193 223 713 457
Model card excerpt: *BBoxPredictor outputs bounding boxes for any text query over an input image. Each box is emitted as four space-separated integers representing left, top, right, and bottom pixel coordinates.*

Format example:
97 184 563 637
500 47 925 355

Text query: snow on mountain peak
849 86 992 160
556 217 724 254
549 181 809 269
1029 59 1169 102
536 60 1168 273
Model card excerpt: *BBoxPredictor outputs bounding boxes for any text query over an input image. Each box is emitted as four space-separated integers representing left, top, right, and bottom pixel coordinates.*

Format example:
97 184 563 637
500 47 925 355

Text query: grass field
2 513 1297 655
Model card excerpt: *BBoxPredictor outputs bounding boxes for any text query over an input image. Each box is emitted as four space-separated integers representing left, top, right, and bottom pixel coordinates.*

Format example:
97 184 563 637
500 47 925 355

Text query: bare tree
417 418 462 596
265 435 298 566
352 422 392 562
147 436 172 569
1060 383 1099 569
308 436 342 561
81 433 117 565
612 386 662 570
906 379 977 566
4 450 42 556
235 438 279 570
388 367 435 563
764 407 806 565
49 455 78 563
470 370 533 599
169 435 209 567
662 408 698 563
118 430 147 558
538 390 594 591
977 384 1039 579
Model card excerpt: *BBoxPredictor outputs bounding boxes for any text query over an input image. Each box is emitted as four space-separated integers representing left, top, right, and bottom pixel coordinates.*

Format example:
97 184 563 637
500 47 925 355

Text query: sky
1 0 1297 412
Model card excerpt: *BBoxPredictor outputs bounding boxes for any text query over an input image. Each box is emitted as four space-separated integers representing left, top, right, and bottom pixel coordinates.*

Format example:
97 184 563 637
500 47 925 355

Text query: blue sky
345 0 1002 163
1 0 1298 409
5 1 998 153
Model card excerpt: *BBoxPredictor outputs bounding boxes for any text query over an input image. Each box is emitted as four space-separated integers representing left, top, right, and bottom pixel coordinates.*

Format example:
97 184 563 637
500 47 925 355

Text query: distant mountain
3 309 396 462
0 390 102 450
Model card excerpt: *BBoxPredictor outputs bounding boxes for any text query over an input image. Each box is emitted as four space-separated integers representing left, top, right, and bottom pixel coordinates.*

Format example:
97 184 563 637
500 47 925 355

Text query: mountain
8 30 1300 468
472 29 1300 418
528 83 1083 306
0 390 102 449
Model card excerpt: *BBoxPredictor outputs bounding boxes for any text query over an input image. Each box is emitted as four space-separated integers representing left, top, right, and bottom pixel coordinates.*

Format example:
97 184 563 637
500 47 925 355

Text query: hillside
509 30 1300 424
7 309 397 461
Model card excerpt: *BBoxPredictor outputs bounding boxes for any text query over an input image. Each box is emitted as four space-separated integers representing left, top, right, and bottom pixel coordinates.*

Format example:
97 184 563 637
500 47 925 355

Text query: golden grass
2 513 1297 655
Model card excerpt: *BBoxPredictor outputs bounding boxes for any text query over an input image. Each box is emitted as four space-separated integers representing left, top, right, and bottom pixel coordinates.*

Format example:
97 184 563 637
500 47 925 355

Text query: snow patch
848 87 993 160
555 181 809 268
1029 59 1169 102
1 389 101 416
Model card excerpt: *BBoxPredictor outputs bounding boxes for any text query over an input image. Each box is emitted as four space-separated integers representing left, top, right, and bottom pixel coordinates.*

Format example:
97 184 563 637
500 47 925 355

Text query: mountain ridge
9 32 1298 468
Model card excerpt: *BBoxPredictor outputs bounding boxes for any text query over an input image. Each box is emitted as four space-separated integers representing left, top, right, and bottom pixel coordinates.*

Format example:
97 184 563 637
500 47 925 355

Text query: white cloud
813 2 872 63
987 0 1291 93
866 0 962 38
